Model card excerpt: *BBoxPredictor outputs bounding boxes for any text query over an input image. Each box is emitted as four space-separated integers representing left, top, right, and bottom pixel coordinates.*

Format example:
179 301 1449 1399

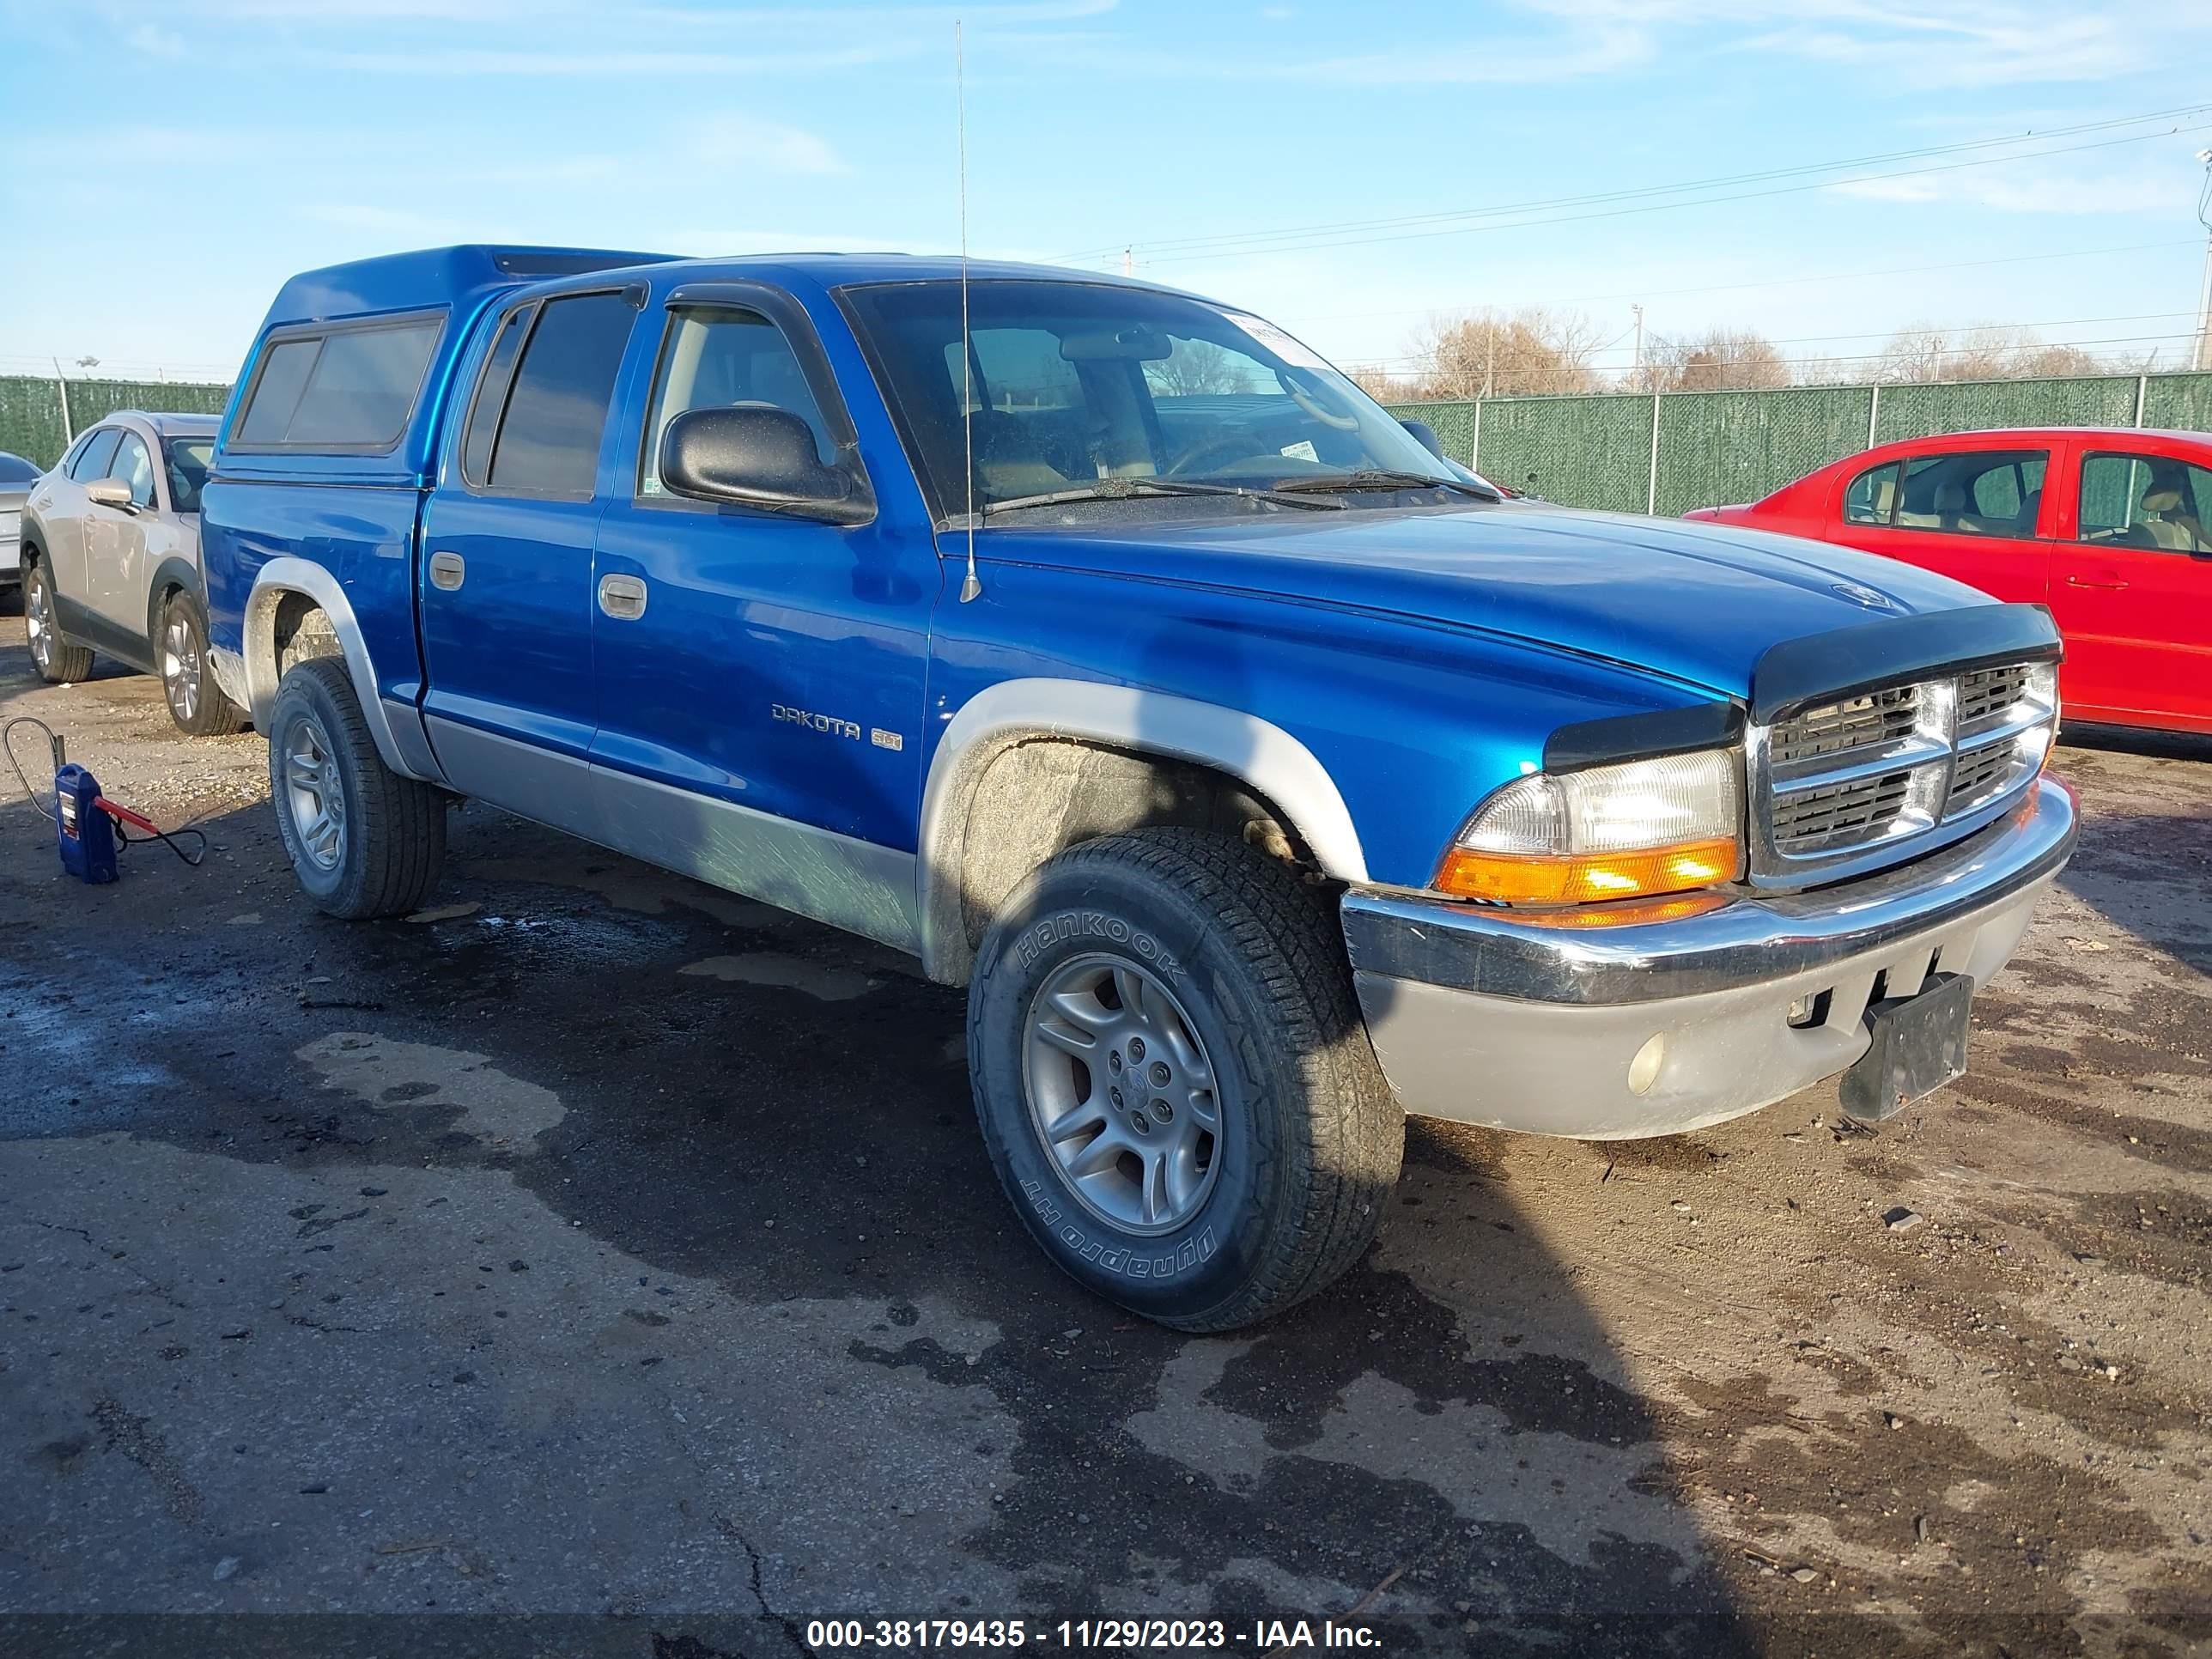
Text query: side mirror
85 477 135 511
659 405 871 526
1399 418 1445 461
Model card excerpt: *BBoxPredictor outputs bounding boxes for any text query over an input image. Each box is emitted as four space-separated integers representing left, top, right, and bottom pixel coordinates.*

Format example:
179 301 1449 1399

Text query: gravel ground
2 610 2208 1657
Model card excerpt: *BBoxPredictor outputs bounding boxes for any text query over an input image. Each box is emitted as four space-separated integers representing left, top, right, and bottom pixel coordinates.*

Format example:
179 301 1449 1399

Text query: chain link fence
1 374 234 470
1390 369 2212 514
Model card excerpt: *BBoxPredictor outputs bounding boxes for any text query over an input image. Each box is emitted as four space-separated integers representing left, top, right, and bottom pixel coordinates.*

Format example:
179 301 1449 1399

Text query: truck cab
203 246 2076 1331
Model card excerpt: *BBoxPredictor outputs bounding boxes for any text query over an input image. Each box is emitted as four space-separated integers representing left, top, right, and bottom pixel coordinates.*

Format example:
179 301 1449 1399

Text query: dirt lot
2 611 2208 1658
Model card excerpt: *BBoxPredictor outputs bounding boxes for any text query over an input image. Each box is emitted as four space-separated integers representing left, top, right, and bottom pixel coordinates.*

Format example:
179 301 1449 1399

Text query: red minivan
1687 427 2212 735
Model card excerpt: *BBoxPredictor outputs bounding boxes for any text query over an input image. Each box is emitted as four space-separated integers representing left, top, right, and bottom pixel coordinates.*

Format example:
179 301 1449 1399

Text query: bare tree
1410 307 1607 398
1875 324 2114 385
1630 326 1790 392
1147 339 1261 397
1346 363 1419 404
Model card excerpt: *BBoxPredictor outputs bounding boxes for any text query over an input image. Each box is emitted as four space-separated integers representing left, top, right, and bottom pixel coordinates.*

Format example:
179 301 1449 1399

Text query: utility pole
1121 246 1133 277
2195 149 2212 373
1483 313 1495 400
1631 303 1645 386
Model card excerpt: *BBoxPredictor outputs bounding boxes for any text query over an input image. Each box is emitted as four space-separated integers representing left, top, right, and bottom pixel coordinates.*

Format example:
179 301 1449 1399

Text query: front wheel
157 592 246 736
968 827 1403 1332
266 656 447 919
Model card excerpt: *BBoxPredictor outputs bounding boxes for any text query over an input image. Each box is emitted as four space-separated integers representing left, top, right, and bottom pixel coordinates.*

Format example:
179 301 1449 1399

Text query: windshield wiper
1269 469 1500 501
981 476 1346 516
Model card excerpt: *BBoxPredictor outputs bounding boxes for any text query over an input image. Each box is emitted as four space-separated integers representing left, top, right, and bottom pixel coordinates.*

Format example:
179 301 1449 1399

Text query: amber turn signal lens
1510 891 1735 929
1433 836 1741 905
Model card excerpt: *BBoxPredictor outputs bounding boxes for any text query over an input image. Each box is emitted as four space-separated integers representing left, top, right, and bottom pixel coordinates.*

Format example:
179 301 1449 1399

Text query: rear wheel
23 559 93 684
968 827 1403 1332
157 592 246 736
267 656 446 919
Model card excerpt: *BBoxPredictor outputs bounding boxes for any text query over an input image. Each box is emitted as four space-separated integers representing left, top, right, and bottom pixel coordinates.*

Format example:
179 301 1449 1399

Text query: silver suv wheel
25 567 52 673
161 613 201 724
1022 952 1223 1235
281 713 346 871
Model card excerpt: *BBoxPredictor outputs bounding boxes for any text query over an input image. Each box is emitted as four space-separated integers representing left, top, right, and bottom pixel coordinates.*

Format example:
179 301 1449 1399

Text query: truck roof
265 245 1184 330
261 244 684 327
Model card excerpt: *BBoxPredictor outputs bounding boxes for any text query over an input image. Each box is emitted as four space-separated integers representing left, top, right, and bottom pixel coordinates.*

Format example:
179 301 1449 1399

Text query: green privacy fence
0 375 233 470
1389 369 2212 515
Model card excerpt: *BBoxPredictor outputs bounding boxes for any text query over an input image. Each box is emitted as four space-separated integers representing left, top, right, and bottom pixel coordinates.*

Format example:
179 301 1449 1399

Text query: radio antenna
955 18 981 603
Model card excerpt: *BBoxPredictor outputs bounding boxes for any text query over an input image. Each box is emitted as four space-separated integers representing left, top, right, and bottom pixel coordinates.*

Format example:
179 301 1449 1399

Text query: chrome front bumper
1340 775 2077 1139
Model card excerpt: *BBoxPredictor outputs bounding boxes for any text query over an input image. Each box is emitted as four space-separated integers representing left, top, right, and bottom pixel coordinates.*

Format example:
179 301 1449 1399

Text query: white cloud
1827 170 2183 215
676 114 848 177
125 22 186 55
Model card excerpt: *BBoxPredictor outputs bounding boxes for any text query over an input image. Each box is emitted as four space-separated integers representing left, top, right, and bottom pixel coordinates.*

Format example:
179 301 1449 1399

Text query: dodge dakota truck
201 245 2078 1330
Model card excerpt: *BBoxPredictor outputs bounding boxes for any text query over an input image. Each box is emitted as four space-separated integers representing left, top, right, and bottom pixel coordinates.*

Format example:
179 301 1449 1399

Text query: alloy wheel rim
282 715 344 871
26 571 50 671
1021 951 1223 1236
161 616 199 721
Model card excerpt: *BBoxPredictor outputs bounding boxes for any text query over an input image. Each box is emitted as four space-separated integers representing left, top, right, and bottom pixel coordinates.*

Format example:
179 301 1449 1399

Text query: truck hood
981 503 1989 701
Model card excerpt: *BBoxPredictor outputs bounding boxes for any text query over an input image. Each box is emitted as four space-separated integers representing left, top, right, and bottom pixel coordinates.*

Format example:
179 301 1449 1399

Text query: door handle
2064 574 2128 591
598 573 648 620
428 550 465 591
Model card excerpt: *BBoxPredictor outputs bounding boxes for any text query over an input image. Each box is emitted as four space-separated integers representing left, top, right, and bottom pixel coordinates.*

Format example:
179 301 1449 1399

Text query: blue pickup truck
201 245 2076 1329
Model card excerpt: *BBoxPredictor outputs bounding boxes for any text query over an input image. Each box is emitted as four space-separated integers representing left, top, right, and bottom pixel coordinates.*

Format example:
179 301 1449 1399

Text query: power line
1079 118 2212 270
1054 102 2212 264
1344 311 2205 372
1274 238 2207 332
1352 331 2203 393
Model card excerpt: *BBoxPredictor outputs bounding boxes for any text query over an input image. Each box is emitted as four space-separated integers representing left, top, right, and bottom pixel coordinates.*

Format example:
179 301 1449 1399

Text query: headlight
1434 748 1744 904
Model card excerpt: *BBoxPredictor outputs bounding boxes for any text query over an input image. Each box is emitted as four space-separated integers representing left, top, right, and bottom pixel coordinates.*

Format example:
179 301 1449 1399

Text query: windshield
165 437 213 513
842 280 1461 518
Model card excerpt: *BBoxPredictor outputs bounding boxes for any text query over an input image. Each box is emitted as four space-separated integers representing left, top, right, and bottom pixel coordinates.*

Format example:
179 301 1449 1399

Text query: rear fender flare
243 557 435 781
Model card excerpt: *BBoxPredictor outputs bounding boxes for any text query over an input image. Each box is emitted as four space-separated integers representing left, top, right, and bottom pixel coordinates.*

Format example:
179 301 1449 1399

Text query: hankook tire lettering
1015 909 1184 979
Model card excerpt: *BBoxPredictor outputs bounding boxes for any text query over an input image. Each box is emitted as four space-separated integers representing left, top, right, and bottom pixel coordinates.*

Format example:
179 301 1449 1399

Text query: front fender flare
916 677 1368 983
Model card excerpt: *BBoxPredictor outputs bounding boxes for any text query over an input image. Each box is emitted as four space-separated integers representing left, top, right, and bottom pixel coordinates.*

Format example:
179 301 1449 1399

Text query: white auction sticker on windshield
1230 313 1332 372
1279 441 1319 463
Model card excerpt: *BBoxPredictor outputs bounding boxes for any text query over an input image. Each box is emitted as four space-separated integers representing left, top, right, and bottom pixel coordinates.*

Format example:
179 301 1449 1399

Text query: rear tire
23 559 93 684
267 656 446 919
157 592 246 736
968 827 1403 1332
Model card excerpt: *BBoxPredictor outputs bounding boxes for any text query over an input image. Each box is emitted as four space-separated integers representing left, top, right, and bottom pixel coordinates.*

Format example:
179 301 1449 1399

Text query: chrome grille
1753 658 2056 884
1771 770 1917 854
1768 686 1920 768
1957 664 2032 737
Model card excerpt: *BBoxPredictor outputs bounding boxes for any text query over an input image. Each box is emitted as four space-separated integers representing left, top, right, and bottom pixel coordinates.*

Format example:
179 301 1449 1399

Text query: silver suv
19 410 246 735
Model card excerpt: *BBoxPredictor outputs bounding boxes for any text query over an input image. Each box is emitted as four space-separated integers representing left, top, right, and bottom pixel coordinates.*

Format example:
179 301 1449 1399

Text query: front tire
157 592 246 736
968 827 1403 1332
23 559 93 684
267 656 446 919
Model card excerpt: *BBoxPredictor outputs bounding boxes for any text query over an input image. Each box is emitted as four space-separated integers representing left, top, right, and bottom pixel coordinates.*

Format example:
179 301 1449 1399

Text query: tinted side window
2080 453 2212 554
286 322 442 446
1896 450 2046 538
641 306 836 495
461 303 535 486
234 319 442 449
70 428 121 483
166 439 213 514
112 433 155 507
483 292 637 496
0 453 40 483
1843 461 1899 526
235 339 319 443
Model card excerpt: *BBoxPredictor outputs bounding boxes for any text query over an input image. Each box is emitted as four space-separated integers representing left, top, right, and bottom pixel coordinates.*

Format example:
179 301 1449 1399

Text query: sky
5 0 2212 387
